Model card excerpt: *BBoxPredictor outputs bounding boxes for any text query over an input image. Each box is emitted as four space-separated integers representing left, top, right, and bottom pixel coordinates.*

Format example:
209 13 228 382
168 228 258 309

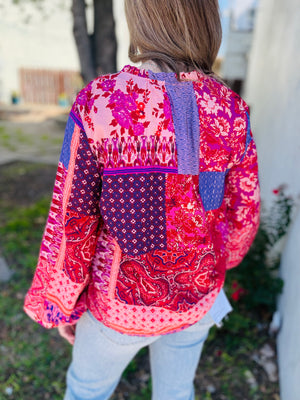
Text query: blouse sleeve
223 112 260 269
24 106 102 328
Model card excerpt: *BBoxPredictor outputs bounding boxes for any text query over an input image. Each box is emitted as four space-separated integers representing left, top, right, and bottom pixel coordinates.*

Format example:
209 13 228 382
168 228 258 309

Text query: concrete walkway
0 104 67 166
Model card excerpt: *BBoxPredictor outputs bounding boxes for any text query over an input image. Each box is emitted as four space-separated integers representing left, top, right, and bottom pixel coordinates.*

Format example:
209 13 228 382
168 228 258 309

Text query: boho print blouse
24 65 260 336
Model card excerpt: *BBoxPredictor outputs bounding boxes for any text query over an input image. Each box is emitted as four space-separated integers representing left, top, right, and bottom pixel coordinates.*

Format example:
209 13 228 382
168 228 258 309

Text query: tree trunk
71 0 96 83
93 0 117 75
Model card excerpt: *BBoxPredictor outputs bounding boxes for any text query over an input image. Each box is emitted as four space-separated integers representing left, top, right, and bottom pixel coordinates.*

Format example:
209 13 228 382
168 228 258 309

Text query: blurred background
0 1 299 399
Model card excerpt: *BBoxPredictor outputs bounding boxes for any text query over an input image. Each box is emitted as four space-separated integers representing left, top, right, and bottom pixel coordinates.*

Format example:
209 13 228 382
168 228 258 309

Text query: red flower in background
231 280 239 289
230 280 247 302
231 288 246 302
272 184 287 196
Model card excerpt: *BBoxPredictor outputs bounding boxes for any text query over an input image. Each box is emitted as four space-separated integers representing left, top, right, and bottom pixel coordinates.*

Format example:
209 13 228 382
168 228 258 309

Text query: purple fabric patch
199 171 226 211
70 109 84 131
148 71 200 175
67 130 101 216
100 173 167 256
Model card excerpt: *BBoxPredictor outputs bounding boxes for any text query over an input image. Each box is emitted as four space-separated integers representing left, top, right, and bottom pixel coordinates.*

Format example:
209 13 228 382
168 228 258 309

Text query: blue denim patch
199 171 226 211
59 116 75 169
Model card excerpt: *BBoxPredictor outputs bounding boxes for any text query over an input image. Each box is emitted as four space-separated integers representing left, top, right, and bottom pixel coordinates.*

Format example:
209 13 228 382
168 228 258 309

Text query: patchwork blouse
24 65 260 336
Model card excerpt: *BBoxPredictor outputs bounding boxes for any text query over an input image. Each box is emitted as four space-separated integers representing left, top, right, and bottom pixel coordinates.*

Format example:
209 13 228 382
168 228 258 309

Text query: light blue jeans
64 310 215 400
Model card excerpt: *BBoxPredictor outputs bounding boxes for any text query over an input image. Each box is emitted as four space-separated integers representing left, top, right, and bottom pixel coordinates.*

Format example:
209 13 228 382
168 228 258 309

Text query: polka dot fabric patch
100 172 167 255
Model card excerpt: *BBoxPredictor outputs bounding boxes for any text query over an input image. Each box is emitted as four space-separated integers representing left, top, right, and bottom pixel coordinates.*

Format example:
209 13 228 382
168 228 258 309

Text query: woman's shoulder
70 69 127 124
76 71 122 101
72 66 149 113
200 73 250 116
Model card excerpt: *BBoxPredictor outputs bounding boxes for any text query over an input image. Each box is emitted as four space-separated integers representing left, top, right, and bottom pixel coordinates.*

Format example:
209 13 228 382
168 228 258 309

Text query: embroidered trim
108 239 122 300
103 166 178 175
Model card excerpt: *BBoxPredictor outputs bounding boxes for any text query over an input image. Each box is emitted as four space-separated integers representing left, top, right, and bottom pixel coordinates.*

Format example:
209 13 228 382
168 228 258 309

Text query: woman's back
24 64 259 335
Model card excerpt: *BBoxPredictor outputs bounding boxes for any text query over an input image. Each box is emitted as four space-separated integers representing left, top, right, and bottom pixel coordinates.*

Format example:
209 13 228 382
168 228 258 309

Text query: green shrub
226 186 293 320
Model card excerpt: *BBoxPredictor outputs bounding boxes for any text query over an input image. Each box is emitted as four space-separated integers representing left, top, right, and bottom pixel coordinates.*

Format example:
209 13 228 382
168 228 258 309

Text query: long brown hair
124 0 222 75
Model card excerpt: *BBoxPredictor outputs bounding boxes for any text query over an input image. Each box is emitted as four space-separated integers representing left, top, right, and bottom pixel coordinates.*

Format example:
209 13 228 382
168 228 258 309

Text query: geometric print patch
68 131 101 216
100 172 167 256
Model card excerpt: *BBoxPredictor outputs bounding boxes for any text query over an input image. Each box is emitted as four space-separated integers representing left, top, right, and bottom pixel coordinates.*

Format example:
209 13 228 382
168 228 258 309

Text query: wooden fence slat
19 68 82 105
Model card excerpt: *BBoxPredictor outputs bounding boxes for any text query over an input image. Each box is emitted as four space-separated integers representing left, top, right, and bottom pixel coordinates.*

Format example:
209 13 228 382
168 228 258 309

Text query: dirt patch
0 161 57 209
0 104 68 124
0 104 67 166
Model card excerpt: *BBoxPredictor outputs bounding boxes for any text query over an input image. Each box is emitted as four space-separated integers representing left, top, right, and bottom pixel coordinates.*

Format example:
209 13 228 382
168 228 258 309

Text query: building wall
0 0 129 104
221 30 253 81
0 1 79 104
244 0 300 398
245 0 300 205
113 0 130 70
277 208 300 399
